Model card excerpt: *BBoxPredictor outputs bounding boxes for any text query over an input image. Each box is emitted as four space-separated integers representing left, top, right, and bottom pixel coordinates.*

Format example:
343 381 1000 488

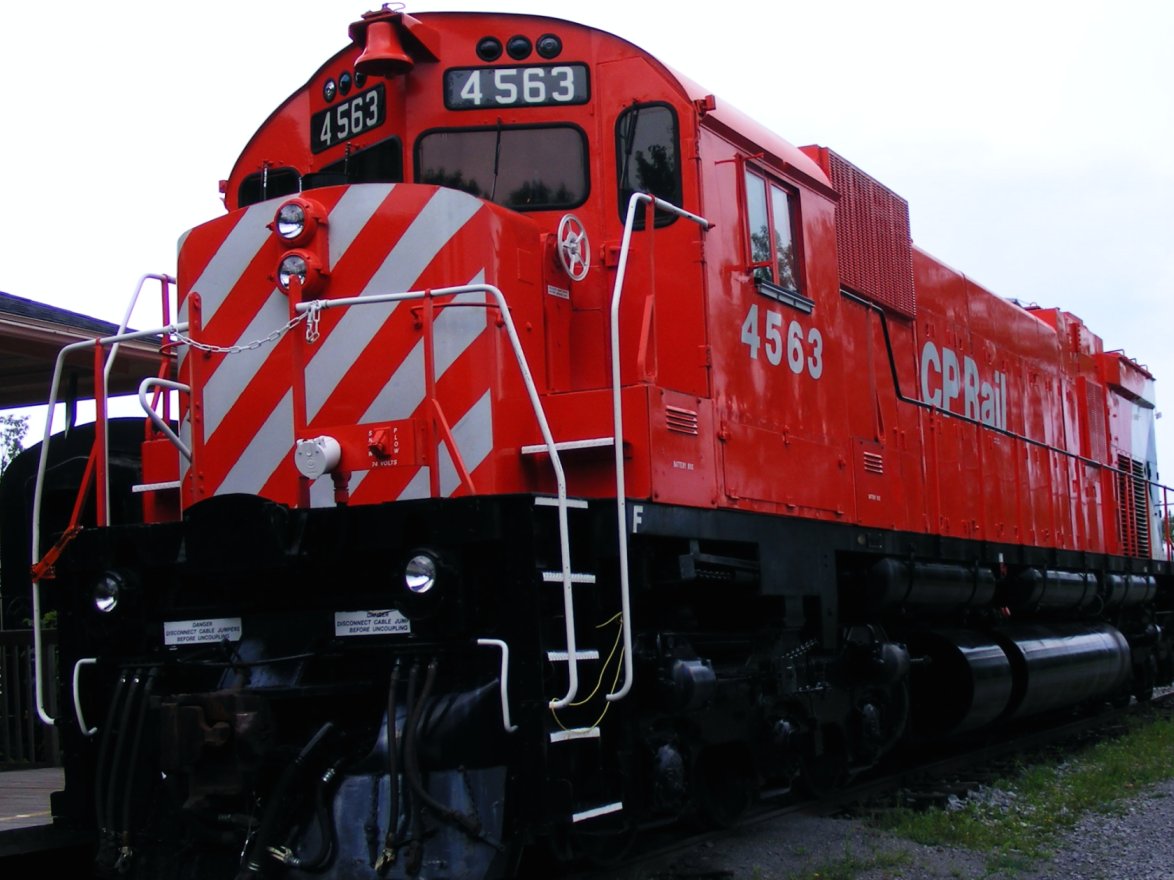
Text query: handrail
73 658 99 736
138 378 193 460
476 638 519 732
102 275 176 524
31 321 188 727
606 193 712 702
296 285 585 708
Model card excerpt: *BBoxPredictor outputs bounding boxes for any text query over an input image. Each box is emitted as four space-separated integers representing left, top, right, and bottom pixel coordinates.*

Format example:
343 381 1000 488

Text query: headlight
275 250 325 296
275 202 306 241
93 572 123 614
278 253 308 289
272 198 321 247
404 554 438 594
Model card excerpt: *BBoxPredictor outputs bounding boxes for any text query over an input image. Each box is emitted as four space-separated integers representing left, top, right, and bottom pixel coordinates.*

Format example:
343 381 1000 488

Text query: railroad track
554 692 1174 880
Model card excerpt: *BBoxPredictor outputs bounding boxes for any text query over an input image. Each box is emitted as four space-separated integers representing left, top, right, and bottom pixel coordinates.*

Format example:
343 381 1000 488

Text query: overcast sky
2 0 1172 473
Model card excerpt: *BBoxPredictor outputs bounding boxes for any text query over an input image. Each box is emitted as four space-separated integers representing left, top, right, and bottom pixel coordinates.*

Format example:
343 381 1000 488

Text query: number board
311 84 386 153
444 65 589 110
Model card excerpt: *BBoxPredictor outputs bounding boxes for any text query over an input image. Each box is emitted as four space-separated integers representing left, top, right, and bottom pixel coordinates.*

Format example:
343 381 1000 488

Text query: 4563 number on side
740 304 824 379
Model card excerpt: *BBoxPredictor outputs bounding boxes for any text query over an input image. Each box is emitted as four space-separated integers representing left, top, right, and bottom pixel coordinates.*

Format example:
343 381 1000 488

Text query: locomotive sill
755 279 814 313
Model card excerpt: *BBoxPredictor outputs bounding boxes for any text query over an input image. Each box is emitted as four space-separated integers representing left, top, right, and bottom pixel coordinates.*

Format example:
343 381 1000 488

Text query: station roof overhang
0 291 170 409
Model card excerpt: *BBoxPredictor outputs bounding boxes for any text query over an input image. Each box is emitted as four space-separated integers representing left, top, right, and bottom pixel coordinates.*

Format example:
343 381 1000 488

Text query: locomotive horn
353 14 414 76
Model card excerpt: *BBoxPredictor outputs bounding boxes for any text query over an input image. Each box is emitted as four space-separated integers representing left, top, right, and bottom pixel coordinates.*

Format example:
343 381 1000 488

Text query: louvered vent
666 406 699 436
862 451 885 475
1084 381 1108 459
1116 454 1150 557
799 146 916 318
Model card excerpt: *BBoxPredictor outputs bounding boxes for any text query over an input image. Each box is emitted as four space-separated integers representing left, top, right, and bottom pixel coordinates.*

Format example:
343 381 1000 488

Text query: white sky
2 0 1173 474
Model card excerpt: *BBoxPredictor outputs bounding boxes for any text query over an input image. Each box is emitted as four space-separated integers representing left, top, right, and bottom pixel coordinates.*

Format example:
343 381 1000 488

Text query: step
549 727 601 743
533 496 589 509
572 801 624 823
542 571 597 584
546 649 600 662
521 437 614 455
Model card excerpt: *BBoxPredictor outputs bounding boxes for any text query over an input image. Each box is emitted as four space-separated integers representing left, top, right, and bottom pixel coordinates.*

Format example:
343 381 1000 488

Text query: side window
615 103 681 229
238 167 300 207
744 168 801 297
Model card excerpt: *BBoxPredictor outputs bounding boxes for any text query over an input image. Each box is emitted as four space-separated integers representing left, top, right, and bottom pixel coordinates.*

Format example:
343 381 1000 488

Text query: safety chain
172 301 323 353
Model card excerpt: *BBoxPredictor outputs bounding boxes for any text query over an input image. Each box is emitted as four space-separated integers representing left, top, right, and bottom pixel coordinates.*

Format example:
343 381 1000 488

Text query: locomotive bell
354 17 414 76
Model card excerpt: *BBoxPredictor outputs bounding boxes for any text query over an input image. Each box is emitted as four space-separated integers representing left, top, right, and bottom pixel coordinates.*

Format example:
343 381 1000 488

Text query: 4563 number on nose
740 304 824 379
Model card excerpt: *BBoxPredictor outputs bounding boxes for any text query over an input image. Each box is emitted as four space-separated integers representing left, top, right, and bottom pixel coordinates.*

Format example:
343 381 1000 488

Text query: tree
0 413 28 476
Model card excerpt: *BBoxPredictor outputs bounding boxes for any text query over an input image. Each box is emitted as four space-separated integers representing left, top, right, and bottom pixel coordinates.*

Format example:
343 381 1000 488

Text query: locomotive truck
13 7 1171 879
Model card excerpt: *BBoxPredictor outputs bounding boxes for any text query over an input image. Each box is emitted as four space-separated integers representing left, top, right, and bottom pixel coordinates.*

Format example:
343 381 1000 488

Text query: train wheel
798 728 849 799
694 746 756 828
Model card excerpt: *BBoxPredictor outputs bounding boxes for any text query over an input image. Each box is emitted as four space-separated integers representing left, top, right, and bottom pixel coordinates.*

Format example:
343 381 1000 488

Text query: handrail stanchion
606 192 712 703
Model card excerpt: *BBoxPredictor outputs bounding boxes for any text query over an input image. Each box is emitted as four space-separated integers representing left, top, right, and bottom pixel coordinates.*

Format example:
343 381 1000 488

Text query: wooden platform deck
0 768 61 832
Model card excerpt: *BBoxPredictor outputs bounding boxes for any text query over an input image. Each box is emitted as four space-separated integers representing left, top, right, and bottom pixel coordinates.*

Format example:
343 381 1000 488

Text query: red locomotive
19 7 1171 878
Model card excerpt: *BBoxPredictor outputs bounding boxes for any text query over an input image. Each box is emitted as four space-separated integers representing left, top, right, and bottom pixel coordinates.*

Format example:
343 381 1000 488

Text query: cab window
303 137 403 191
615 103 681 229
744 168 800 296
415 125 587 210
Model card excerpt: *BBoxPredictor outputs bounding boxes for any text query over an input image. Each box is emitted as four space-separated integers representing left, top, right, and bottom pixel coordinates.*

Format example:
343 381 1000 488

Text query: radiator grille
800 146 916 318
1116 454 1150 557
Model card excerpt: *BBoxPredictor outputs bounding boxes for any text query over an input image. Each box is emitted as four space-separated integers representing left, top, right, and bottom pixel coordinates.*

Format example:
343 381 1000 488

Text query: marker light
536 34 562 59
404 554 438 594
476 36 503 61
506 35 532 60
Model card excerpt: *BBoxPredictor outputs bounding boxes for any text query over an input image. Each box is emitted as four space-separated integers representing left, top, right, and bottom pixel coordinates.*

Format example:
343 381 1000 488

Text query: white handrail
297 285 584 709
476 638 519 732
72 658 99 736
102 274 176 524
606 193 712 702
138 378 193 460
31 321 188 727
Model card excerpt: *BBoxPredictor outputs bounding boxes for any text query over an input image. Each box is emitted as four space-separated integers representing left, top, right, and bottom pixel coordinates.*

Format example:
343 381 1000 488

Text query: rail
30 320 187 727
607 193 713 701
0 629 60 767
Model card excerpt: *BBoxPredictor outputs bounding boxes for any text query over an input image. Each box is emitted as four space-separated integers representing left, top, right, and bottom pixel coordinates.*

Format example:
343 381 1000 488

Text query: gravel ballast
632 777 1174 879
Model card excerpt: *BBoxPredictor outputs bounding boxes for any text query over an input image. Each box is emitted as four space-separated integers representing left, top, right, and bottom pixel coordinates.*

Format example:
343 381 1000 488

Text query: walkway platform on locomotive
0 767 60 832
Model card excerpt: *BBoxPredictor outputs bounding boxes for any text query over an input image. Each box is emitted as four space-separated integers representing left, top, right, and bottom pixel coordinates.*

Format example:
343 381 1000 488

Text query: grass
872 715 1174 870
785 845 912 880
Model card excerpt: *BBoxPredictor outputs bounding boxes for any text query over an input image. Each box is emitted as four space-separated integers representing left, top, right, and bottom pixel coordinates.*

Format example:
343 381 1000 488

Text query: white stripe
439 390 493 497
190 202 274 326
572 802 623 823
342 271 490 500
304 190 482 421
309 471 365 508
328 184 394 268
217 390 294 495
202 289 289 439
397 467 431 500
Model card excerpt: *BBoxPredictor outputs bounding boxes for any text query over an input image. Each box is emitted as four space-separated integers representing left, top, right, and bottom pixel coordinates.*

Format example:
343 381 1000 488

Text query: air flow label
334 609 411 637
164 617 243 646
